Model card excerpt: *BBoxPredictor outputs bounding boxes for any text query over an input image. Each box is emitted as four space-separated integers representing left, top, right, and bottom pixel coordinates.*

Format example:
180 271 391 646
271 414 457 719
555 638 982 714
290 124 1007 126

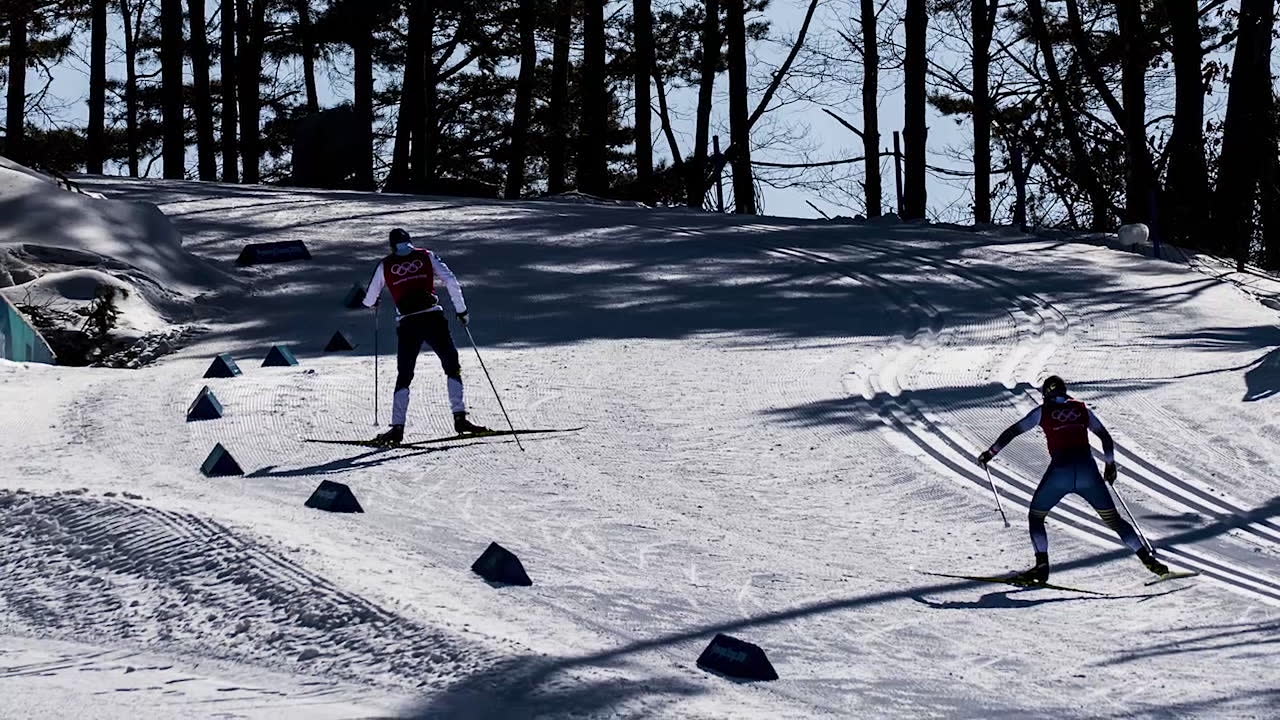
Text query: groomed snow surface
2 172 1278 718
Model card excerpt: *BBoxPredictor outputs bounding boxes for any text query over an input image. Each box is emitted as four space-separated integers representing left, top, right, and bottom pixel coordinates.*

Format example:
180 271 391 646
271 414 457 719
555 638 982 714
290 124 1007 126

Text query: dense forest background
1 0 1277 270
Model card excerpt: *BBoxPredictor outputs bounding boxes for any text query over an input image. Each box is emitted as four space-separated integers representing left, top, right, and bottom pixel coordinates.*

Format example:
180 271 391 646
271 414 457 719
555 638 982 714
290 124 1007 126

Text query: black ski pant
395 311 461 391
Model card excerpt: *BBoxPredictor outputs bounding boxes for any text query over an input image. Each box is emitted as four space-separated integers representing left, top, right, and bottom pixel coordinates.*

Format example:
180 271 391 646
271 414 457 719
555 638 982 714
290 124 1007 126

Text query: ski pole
373 306 380 426
983 464 1011 527
1112 483 1155 555
463 325 523 451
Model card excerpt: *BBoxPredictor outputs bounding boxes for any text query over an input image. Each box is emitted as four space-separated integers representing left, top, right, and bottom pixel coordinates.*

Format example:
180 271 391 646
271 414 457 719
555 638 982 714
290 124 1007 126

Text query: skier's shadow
247 440 492 479
910 586 1183 610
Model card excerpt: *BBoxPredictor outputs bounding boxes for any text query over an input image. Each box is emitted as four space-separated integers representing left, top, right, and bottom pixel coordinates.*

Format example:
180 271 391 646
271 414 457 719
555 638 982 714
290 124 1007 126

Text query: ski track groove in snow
0 491 496 692
750 238 1280 605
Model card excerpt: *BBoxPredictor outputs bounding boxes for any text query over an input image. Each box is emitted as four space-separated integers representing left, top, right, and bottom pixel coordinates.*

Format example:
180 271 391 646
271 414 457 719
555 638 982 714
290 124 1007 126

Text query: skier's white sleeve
430 251 467 314
1087 409 1116 464
990 406 1041 454
362 264 385 308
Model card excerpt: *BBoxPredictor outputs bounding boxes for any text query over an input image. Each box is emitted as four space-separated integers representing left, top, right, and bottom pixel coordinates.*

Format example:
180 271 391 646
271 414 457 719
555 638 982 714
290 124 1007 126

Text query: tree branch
822 108 864 139
747 0 821 128
754 152 893 169
652 66 684 166
1064 0 1126 126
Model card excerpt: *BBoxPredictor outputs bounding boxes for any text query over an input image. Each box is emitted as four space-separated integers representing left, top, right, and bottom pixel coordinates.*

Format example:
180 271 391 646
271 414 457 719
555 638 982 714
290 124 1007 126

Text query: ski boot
454 412 490 434
1010 552 1050 586
373 424 404 447
1137 548 1169 577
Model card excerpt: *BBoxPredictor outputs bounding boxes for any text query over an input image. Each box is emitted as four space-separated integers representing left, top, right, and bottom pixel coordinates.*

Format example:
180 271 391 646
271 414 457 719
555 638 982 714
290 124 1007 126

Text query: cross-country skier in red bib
977 375 1169 583
363 228 488 446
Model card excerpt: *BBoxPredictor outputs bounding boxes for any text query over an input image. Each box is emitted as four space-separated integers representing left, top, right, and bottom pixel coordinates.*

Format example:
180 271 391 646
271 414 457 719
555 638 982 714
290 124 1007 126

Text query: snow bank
0 156 226 295
0 156 240 365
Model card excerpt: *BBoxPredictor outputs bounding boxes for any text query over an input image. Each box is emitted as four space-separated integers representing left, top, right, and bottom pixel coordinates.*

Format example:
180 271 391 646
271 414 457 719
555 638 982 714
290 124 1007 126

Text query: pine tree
505 0 537 198
579 0 609 194
633 0 654 202
902 0 927 220
1166 0 1209 246
220 0 239 182
189 0 217 180
687 0 720 208
86 0 108 174
859 0 880 218
160 0 186 179
970 0 996 223
725 0 754 214
119 0 143 176
548 0 573 193
1212 0 1275 267
5 0 31 165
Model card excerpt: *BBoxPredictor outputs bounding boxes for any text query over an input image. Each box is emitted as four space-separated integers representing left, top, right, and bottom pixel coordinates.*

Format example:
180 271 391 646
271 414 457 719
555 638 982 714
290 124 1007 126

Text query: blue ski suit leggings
1029 456 1144 554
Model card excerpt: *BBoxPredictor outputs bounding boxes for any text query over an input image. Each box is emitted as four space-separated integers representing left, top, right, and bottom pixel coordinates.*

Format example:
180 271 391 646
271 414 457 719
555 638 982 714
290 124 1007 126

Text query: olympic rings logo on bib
391 260 425 276
1051 408 1081 422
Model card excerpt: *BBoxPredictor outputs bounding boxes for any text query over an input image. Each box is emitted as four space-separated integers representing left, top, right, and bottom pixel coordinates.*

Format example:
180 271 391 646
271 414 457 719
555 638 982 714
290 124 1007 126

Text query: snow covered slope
2 175 1278 718
0 157 236 366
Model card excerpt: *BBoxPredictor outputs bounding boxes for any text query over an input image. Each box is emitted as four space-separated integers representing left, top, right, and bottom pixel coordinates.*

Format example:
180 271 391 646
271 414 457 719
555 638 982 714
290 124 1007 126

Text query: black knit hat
389 228 411 249
1041 375 1067 400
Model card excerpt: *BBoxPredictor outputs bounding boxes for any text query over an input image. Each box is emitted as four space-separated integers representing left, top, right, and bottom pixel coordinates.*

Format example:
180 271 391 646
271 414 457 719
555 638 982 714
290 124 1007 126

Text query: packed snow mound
0 156 240 366
9 269 168 336
0 155 228 295
0 155 99 194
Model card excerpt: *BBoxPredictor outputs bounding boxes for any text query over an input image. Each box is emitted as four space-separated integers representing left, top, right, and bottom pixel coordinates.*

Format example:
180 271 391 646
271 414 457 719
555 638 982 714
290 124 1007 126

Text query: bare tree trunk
505 0 537 198
388 1 424 191
1011 141 1027 229
687 0 721 208
352 10 375 190
1264 95 1280 270
295 0 319 114
1116 1 1154 227
5 2 29 165
548 0 572 193
189 0 217 180
161 0 186 179
1027 0 1109 229
653 67 684 167
87 0 108 174
633 0 654 202
860 0 880 218
725 0 754 214
219 0 239 182
236 0 265 183
121 0 141 177
579 0 609 194
1211 0 1274 268
971 0 996 223
412 0 438 186
902 0 926 219
1166 0 1208 247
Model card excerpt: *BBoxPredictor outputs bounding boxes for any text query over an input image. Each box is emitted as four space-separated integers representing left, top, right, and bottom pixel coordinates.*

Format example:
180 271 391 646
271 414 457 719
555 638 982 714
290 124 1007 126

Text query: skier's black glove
456 310 469 326
978 449 995 465
1103 462 1118 484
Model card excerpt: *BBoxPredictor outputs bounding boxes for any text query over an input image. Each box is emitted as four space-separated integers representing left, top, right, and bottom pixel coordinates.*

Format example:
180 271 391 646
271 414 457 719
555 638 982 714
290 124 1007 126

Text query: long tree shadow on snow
1154 325 1280 402
1095 619 1280 667
405 498 1280 718
909 585 1183 611
81 178 1214 360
